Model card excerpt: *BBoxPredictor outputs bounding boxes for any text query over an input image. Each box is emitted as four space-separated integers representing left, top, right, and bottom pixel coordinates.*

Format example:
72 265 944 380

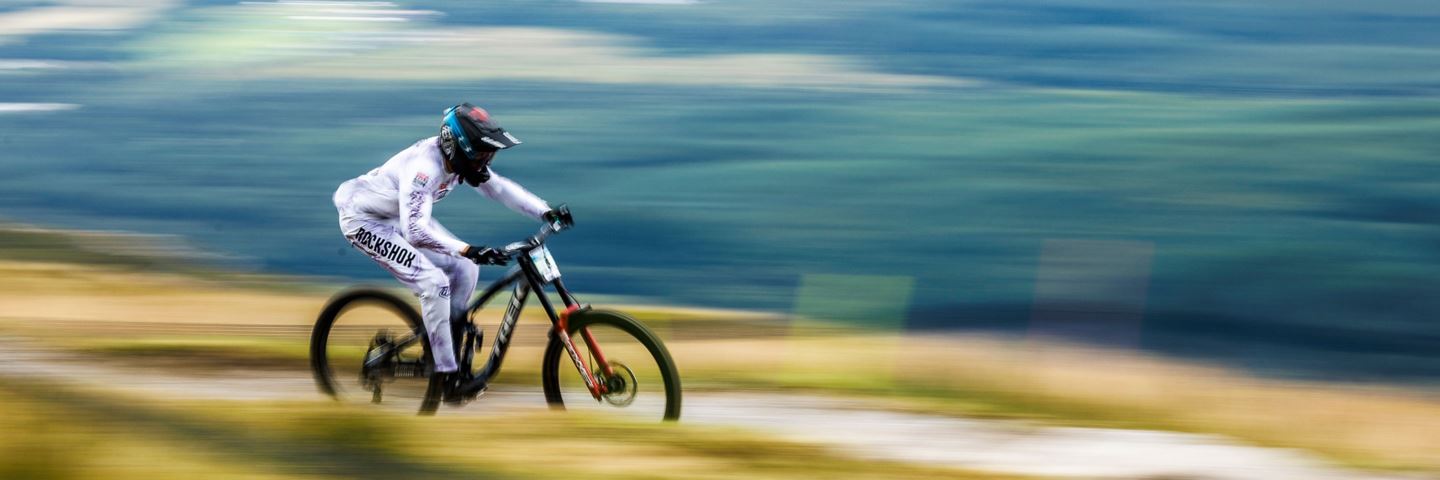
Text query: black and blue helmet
439 103 521 186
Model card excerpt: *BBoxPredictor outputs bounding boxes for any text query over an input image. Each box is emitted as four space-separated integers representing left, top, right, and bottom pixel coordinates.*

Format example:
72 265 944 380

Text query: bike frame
371 223 612 400
448 239 612 398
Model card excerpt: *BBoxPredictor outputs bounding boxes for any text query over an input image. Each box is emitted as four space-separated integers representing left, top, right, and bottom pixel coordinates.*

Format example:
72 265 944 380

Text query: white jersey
333 136 551 373
339 136 550 254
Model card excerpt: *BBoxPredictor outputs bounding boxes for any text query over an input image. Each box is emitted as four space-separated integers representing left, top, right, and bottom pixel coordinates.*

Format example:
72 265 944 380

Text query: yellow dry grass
674 334 1440 472
0 261 319 326
0 388 322 480
3 259 1438 473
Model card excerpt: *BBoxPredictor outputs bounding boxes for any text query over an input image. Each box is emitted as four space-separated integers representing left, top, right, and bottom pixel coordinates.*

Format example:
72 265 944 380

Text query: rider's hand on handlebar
461 245 509 266
543 204 574 231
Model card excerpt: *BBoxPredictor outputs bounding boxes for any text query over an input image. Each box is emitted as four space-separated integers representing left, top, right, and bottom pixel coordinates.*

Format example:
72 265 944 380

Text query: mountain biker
332 102 573 403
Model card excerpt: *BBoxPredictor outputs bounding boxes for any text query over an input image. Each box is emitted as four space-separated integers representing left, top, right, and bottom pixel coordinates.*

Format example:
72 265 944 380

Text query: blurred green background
2 0 1438 384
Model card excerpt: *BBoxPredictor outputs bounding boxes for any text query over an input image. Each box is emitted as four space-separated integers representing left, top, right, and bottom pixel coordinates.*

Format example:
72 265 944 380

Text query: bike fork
557 305 613 399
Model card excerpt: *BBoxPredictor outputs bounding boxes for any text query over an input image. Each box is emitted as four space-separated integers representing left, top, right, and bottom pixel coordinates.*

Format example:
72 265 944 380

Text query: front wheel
541 310 682 421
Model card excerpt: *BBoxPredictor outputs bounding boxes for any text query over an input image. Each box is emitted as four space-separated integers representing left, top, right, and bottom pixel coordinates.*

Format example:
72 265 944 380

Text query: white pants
334 183 476 373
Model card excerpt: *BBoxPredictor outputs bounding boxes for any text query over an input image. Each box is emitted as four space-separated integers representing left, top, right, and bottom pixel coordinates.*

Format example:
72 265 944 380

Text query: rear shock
461 323 483 371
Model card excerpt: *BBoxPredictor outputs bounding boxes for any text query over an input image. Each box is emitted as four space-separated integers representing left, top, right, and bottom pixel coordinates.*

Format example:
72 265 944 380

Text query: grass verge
0 376 1037 480
3 258 1439 474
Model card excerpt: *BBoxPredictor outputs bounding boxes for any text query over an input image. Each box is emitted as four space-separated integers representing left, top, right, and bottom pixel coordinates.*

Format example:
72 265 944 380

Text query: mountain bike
309 213 682 420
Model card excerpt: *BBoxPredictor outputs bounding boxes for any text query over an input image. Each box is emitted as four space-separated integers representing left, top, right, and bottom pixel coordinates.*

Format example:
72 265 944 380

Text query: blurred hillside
1 0 1437 384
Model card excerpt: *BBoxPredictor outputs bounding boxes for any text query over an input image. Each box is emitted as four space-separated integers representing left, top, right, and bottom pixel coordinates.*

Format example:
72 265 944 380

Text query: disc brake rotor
599 361 638 407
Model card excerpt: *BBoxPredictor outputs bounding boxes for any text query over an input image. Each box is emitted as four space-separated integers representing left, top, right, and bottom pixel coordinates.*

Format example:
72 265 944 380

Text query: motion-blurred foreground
3 1 1440 479
2 226 1438 479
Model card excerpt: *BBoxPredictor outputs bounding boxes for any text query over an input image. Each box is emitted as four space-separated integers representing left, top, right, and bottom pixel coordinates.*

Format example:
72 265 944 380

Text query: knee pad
455 257 479 280
415 272 452 303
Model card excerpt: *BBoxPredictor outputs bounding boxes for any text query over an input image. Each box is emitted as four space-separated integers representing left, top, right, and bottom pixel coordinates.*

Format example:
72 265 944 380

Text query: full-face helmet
439 103 521 186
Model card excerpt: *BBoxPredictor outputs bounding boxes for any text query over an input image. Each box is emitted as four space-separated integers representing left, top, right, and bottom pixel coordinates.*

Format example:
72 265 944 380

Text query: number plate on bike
530 246 561 281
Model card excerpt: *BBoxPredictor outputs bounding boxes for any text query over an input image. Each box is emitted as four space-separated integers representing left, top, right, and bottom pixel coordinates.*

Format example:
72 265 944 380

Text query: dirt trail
0 338 1430 480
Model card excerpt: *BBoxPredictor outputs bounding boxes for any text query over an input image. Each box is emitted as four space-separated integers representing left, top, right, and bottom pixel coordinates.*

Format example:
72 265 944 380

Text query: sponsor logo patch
412 172 430 188
439 125 456 157
353 228 417 268
479 136 506 149
435 179 452 200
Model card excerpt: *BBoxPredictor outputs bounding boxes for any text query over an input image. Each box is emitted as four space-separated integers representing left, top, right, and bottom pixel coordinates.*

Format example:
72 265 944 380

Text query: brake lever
501 241 529 255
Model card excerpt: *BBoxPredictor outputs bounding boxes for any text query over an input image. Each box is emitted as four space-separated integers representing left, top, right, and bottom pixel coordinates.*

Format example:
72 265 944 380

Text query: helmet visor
451 103 521 154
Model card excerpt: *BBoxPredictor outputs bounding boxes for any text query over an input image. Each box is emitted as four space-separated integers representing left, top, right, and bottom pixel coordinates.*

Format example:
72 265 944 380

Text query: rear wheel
310 288 441 415
542 310 682 421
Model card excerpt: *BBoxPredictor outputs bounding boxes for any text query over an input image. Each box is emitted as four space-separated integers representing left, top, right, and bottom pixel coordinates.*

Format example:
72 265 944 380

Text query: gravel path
0 338 1430 480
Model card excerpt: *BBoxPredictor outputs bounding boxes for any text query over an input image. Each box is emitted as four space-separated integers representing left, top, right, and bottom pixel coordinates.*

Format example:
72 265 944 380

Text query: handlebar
500 208 572 257
490 204 571 260
501 223 559 256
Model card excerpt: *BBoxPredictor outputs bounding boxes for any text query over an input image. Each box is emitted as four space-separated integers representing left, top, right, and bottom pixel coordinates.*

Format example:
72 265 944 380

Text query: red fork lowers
559 304 614 397
581 326 616 377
